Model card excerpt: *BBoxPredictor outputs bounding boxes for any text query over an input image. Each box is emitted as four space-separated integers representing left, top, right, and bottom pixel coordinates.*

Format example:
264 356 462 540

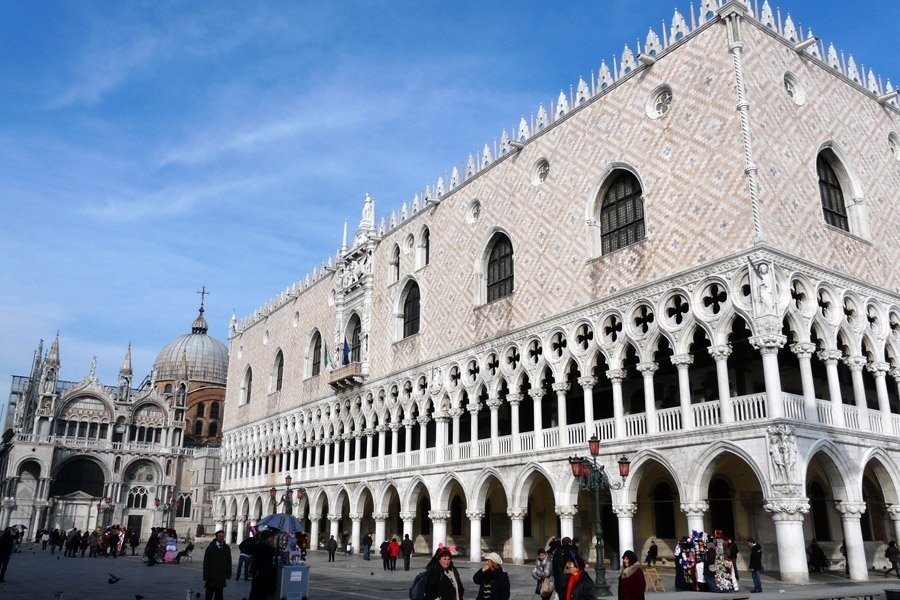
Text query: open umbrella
10 524 27 530
256 513 303 534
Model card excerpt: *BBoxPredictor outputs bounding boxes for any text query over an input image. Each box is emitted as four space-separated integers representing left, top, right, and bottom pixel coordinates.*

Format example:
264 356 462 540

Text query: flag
342 337 350 365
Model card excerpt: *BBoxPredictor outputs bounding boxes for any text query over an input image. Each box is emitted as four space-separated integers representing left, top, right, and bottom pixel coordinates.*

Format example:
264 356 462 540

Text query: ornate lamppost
568 435 631 597
269 474 305 515
97 497 115 527
155 492 180 528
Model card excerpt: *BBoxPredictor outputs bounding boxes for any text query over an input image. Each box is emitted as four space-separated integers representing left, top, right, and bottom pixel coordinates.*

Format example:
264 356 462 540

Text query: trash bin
277 563 310 600
885 588 900 600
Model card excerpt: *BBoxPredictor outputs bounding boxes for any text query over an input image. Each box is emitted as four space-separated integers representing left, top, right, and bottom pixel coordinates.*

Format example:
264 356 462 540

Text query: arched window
402 281 421 338
599 170 645 254
652 481 676 538
391 244 400 283
194 420 204 436
196 403 205 418
208 421 218 437
817 154 849 231
241 367 253 405
486 233 514 302
347 315 362 364
310 331 322 377
273 350 284 392
177 384 186 406
176 494 192 518
421 227 431 267
127 486 149 509
163 384 172 396
210 402 220 419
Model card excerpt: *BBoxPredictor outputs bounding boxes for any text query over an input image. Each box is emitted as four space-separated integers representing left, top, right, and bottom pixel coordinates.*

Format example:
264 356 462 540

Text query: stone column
680 501 708 534
373 512 387 547
529 388 545 449
836 502 868 581
450 409 462 460
308 513 320 551
790 342 818 420
350 513 362 554
844 356 870 430
236 517 247 545
403 419 415 457
579 377 597 437
751 334 787 419
466 509 485 563
817 350 846 427
867 361 892 424
487 397 501 454
507 394 522 451
400 511 415 541
390 423 400 456
418 415 429 462
328 513 341 540
224 518 234 544
467 405 480 446
354 435 363 469
556 505 577 540
636 362 659 434
613 503 637 559
508 508 527 565
764 499 810 583
887 506 900 545
671 354 694 430
893 369 900 410
429 510 450 553
708 345 734 423
552 382 569 443
376 425 387 467
365 429 375 470
433 416 447 449
606 370 626 439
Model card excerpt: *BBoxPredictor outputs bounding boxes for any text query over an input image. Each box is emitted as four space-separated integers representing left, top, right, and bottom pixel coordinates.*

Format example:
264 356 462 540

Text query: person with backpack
423 547 463 600
473 552 510 600
236 533 257 580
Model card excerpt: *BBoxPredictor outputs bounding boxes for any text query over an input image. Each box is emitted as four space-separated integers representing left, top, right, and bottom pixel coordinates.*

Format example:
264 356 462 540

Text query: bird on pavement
108 573 121 584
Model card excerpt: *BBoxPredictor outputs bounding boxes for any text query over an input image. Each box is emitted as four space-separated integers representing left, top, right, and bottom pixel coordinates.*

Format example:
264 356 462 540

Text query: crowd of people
36 526 141 558
673 531 750 593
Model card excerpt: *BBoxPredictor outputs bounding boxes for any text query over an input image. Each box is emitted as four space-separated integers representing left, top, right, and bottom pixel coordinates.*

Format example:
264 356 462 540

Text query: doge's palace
216 0 900 583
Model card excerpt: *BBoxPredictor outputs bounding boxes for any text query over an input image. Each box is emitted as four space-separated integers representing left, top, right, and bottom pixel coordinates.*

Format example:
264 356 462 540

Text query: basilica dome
153 306 229 384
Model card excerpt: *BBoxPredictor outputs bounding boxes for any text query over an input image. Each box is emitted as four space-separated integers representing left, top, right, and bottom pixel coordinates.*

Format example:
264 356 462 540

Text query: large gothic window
127 486 149 509
600 170 645 254
347 314 361 363
310 331 322 376
817 154 849 231
241 367 253 405
486 233 514 302
176 494 192 518
273 350 284 392
402 281 421 338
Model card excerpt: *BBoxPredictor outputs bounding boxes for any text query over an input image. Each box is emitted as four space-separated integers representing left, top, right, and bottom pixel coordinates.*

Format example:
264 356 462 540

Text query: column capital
708 344 733 361
612 503 638 518
555 505 578 518
528 387 546 400
865 361 890 375
402 418 416 428
466 404 480 415
552 382 570 393
789 342 817 359
308 512 321 520
428 510 450 522
680 501 709 516
327 513 342 523
763 499 810 522
417 415 430 425
466 509 486 520
885 505 900 520
816 349 843 365
835 501 867 518
577 376 598 389
506 508 527 521
372 512 388 521
842 355 868 372
389 423 402 432
506 393 523 405
349 513 362 522
670 354 694 368
891 368 900 382
750 334 787 354
605 369 626 383
448 409 464 419
486 398 502 410
636 361 658 375
364 428 376 437
399 511 416 521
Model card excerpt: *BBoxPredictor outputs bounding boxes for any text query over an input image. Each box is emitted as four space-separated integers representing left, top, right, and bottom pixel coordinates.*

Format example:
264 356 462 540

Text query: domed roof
153 306 229 384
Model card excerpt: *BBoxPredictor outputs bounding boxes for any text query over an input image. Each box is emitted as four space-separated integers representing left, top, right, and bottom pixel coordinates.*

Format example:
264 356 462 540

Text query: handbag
540 577 554 599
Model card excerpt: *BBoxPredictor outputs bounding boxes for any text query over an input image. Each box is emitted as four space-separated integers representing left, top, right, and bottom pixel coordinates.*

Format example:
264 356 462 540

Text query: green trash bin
277 563 310 600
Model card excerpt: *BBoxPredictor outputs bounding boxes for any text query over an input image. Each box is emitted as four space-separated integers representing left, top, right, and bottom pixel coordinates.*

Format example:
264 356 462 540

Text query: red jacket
618 566 646 600
389 541 401 557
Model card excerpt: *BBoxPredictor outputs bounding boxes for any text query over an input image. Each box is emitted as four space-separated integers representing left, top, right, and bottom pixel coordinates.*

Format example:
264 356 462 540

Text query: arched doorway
631 458 683 561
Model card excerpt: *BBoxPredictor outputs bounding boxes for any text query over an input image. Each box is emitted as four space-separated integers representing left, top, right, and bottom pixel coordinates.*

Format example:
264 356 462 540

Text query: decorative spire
191 304 209 334
47 332 60 366
342 219 348 250
229 309 238 337
120 342 133 376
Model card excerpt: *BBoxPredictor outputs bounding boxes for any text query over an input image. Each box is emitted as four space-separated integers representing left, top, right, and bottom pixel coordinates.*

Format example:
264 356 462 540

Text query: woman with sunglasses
562 557 596 600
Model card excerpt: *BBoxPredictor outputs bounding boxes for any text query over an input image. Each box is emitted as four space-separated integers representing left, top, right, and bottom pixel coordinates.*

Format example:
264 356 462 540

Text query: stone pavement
2 542 899 599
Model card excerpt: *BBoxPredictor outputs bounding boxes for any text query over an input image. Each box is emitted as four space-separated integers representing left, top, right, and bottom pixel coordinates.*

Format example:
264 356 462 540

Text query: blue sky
1 0 897 422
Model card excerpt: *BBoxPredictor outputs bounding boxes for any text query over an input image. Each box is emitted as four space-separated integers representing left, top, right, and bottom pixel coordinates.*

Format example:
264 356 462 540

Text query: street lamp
97 497 115 526
269 474 305 514
568 435 631 598
155 492 181 528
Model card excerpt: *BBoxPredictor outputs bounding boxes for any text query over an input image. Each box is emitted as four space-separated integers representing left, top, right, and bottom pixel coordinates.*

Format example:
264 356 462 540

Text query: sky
1 0 898 424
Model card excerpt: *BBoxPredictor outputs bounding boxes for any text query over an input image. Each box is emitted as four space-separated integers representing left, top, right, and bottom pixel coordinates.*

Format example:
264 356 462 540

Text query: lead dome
153 305 228 384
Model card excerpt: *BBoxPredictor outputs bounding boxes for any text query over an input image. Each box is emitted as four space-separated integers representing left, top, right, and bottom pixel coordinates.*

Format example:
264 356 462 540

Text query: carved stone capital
612 503 638 518
402 418 416 428
486 398 502 410
577 376 598 389
417 416 429 425
892 369 900 383
328 513 342 523
376 424 389 433
467 404 480 415
428 510 451 522
680 501 709 516
835 501 867 518
364 428 376 437
670 354 694 368
507 508 527 520
816 349 843 365
636 362 659 375
885 505 900 520
372 512 388 521
764 499 810 521
308 512 321 521
789 342 817 359
555 505 578 518
399 511 415 521
466 510 486 521
605 369 627 383
349 513 362 522
448 409 464 419
750 334 787 354
865 361 890 375
389 423 402 432
506 393 523 405
528 388 546 401
843 355 868 372
552 382 570 394
708 345 733 361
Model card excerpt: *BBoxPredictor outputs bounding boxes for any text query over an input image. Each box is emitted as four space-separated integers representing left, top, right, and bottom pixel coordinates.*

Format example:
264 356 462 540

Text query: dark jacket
401 538 414 556
568 570 598 600
363 534 373 549
238 537 258 556
552 543 579 592
618 566 646 600
203 540 233 588
0 531 15 558
250 541 277 599
425 564 464 600
326 538 338 552
473 566 510 600
749 543 763 571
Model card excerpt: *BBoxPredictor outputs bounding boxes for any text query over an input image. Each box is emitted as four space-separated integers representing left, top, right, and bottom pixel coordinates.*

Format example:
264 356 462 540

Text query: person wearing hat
618 550 646 600
473 551 510 600
425 547 464 600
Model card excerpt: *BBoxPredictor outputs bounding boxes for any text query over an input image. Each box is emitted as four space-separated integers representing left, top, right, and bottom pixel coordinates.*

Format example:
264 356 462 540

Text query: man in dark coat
250 530 277 600
326 535 338 562
380 538 390 570
362 532 373 560
401 533 414 571
748 538 763 593
145 528 160 566
203 530 232 600
0 528 15 583
551 537 580 598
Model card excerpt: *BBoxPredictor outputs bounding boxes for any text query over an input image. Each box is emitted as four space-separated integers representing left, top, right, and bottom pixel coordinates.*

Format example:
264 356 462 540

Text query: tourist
55 528 65 555
551 536 580 599
645 539 658 566
0 527 15 583
748 538 763 593
65 528 79 557
424 547 463 600
40 530 49 551
144 528 159 566
202 529 232 600
250 530 277 600
808 539 828 573
618 550 645 600
79 530 90 557
236 533 257 580
401 534 414 571
175 540 195 564
380 537 390 570
326 534 338 562
362 531 373 561
532 548 552 598
473 552 510 600
885 540 900 578
129 529 140 556
89 529 100 557
561 557 595 600
727 538 740 580
389 537 401 571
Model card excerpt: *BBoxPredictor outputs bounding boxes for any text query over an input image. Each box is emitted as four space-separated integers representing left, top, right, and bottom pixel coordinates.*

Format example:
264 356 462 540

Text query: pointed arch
687 441 769 501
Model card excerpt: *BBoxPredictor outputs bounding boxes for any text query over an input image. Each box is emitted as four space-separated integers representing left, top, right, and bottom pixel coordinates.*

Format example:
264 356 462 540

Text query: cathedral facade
216 0 900 583
0 304 227 541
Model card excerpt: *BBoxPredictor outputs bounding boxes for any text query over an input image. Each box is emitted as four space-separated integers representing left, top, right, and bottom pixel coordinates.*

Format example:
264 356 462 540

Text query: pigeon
108 573 121 584
135 596 145 600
